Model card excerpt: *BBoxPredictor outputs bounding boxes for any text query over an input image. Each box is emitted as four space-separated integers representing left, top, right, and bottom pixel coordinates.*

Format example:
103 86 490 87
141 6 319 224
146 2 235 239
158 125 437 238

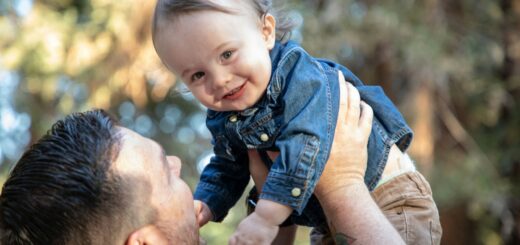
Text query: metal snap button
291 187 301 197
260 133 269 142
229 115 238 122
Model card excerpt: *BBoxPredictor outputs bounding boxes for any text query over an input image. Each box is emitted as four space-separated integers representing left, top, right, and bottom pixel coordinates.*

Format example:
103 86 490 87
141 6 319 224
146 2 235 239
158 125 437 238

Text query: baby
152 0 441 244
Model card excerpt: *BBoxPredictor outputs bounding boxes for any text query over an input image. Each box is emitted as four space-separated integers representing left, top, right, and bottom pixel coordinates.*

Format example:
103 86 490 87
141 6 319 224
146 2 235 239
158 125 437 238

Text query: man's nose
166 155 182 177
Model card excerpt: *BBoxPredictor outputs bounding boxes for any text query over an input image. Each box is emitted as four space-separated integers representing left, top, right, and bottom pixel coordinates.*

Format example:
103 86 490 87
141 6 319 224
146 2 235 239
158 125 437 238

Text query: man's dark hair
0 109 126 244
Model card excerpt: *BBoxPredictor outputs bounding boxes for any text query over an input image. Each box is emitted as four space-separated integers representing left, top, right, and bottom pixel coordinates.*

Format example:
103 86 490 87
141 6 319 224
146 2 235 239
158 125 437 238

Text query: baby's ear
262 13 276 49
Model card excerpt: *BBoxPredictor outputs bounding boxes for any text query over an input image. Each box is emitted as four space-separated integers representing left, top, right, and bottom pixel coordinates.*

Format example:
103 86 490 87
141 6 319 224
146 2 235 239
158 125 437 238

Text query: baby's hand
228 211 279 245
194 200 213 227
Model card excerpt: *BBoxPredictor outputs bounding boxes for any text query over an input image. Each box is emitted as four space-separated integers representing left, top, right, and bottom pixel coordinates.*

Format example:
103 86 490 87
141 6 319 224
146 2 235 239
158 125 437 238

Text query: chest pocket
240 111 280 149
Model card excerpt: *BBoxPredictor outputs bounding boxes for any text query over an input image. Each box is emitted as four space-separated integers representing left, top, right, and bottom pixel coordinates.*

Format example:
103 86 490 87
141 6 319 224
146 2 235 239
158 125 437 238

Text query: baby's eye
221 50 233 60
191 72 205 82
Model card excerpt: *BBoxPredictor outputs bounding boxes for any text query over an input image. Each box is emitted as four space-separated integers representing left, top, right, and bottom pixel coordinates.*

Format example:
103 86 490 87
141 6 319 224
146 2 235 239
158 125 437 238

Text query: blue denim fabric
194 41 413 226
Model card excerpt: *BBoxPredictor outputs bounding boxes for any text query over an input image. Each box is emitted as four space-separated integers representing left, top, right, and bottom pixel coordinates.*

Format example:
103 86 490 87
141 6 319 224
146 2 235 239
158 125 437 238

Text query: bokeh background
1 0 519 244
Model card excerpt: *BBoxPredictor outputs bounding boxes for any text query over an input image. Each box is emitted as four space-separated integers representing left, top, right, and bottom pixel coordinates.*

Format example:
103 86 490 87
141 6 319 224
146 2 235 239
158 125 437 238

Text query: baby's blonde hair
152 0 298 43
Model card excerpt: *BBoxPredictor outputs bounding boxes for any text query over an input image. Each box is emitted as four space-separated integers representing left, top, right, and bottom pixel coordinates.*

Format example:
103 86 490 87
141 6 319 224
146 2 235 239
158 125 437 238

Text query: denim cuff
260 171 313 214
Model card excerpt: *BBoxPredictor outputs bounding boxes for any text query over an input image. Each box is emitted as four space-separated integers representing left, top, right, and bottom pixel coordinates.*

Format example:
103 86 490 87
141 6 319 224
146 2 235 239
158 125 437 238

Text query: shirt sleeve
259 47 339 214
193 138 250 222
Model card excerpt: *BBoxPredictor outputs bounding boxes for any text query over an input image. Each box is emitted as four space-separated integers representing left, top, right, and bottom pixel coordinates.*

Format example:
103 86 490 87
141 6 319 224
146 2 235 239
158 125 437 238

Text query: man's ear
126 225 168 245
262 13 276 50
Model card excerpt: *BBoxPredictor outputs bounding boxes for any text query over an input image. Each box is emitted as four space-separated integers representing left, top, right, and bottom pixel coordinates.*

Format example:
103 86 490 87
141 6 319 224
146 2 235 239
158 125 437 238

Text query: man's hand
313 71 404 244
315 72 373 199
228 211 279 245
194 200 213 227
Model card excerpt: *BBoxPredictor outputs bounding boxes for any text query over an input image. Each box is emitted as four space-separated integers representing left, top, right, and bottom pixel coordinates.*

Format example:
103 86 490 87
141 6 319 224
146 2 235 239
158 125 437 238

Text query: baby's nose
211 70 232 90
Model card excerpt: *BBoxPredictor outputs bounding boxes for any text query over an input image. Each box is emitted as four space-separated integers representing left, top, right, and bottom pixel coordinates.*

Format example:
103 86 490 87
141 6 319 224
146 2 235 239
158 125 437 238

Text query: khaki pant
310 171 442 245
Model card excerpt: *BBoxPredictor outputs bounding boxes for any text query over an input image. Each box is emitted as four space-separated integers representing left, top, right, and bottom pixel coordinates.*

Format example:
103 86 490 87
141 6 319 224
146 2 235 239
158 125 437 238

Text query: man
0 77 404 244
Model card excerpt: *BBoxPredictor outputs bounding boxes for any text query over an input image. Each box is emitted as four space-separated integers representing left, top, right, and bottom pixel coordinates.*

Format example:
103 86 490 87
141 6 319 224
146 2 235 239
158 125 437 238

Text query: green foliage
1 0 519 243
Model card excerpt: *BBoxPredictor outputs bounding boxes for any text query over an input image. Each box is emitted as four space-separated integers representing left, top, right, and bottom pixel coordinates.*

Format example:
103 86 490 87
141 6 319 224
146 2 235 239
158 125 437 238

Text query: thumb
193 200 205 226
359 101 373 135
194 200 212 227
194 200 203 214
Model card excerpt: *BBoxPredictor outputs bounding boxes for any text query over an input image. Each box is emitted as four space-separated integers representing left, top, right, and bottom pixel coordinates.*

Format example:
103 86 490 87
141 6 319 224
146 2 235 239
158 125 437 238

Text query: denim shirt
194 41 413 227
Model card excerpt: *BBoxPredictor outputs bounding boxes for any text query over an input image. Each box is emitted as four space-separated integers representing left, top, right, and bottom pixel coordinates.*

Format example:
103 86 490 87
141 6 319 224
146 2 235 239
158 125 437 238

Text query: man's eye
191 72 205 81
222 50 233 60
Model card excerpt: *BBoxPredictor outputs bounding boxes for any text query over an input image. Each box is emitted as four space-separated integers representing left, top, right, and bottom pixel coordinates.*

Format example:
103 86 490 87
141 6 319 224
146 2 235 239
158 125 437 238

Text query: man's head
0 109 197 244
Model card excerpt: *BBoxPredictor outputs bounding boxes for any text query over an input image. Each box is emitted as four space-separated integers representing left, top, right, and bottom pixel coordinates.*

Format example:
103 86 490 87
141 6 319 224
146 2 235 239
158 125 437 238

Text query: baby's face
154 0 276 111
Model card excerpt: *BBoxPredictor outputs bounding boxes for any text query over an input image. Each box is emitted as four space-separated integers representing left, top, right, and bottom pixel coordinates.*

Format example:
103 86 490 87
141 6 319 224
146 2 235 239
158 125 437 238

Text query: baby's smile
224 83 247 100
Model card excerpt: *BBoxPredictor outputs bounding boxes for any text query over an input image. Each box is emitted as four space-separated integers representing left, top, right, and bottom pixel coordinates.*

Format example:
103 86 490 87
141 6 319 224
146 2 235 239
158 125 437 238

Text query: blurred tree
0 0 201 167
0 0 282 242
295 0 519 243
1 0 519 243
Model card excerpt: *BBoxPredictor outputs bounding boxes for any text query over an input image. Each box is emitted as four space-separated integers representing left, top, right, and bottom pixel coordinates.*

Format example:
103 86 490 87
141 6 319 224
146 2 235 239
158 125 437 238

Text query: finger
228 236 236 245
197 213 205 226
199 237 208 245
346 83 361 125
194 200 202 214
193 200 205 226
337 71 348 126
359 101 373 135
